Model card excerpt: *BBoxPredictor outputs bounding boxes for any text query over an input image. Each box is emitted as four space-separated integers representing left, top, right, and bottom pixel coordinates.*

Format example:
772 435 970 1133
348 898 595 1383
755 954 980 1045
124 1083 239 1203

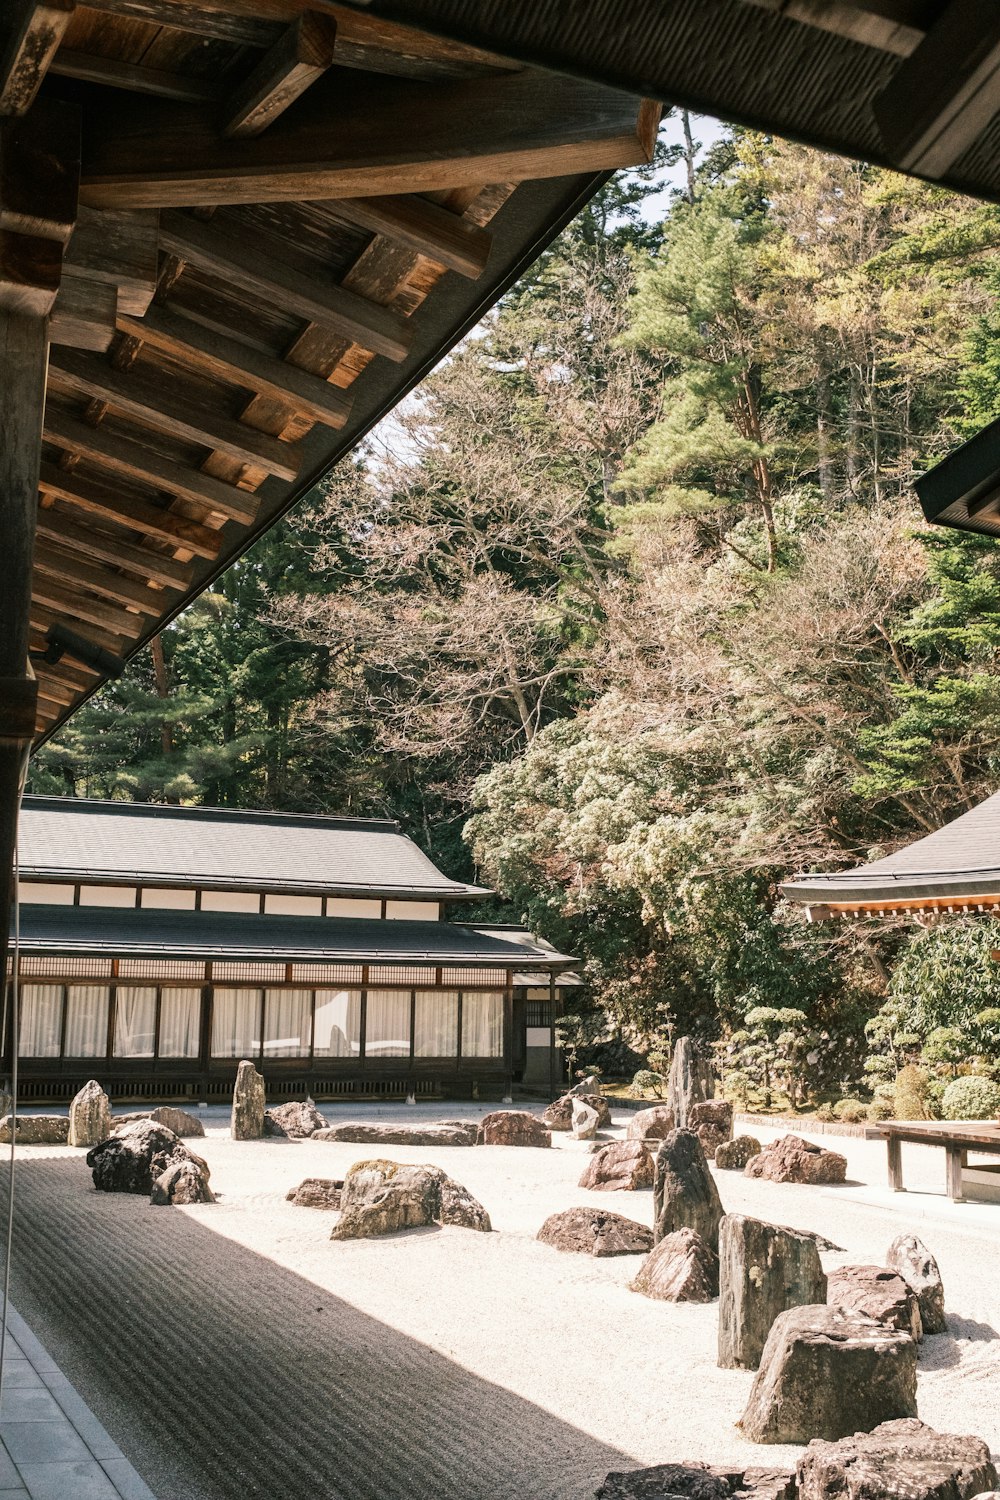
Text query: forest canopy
31 121 1000 1105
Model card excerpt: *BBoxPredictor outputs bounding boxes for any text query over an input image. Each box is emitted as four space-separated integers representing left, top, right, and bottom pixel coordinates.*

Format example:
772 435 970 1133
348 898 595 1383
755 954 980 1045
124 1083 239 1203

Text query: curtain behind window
159 988 201 1058
461 991 503 1057
64 986 110 1057
313 989 361 1057
211 988 261 1058
18 985 63 1058
263 989 311 1057
114 987 156 1058
413 990 458 1057
364 990 410 1057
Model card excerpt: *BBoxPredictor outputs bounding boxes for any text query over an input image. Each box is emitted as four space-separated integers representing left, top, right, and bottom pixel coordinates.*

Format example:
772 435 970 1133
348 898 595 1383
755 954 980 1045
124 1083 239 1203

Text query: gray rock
630 1228 718 1302
715 1136 761 1170
87 1119 211 1198
150 1158 215 1206
689 1099 733 1160
886 1234 947 1335
286 1178 343 1209
568 1074 604 1096
0 1114 68 1145
230 1059 265 1140
476 1111 551 1147
718 1214 827 1370
626 1105 675 1142
313 1121 476 1146
68 1080 111 1148
653 1128 724 1252
148 1106 205 1138
578 1140 654 1192
738 1303 918 1445
667 1037 714 1129
543 1094 611 1131
264 1100 327 1138
827 1264 923 1342
438 1173 492 1232
796 1417 997 1499
537 1207 654 1258
331 1161 490 1239
595 1463 795 1499
745 1134 847 1185
572 1099 599 1140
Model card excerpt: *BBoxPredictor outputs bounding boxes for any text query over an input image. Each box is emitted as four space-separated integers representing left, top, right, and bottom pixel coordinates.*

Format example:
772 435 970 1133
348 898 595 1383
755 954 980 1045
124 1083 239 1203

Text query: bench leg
946 1145 965 1202
887 1135 904 1192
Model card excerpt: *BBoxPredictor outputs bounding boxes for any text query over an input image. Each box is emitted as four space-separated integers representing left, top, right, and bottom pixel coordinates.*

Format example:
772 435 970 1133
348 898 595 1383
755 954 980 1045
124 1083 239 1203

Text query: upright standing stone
571 1099 599 1140
231 1059 265 1140
653 1128 724 1251
667 1036 714 1128
68 1079 111 1148
718 1214 827 1369
886 1234 946 1335
689 1099 734 1160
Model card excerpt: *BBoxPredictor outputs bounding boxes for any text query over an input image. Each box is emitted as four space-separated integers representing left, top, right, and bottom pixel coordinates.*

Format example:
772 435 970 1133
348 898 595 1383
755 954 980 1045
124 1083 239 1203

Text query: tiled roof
12 905 574 968
17 796 488 899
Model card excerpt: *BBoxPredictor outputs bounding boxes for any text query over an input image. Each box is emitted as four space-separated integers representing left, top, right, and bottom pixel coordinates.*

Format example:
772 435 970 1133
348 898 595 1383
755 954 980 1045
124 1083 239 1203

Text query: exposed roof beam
740 0 927 57
158 212 414 361
42 408 261 526
64 206 159 318
223 12 339 138
874 0 1000 175
49 347 304 480
37 454 229 559
50 50 218 103
328 194 491 278
116 305 352 430
79 70 658 211
34 505 193 589
33 541 177 614
31 602 126 657
0 0 75 117
0 229 60 316
32 574 145 638
49 270 117 351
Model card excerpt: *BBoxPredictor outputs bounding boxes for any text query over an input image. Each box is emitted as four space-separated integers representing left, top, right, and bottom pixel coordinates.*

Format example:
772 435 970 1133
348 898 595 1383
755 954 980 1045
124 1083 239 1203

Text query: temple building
6 797 575 1103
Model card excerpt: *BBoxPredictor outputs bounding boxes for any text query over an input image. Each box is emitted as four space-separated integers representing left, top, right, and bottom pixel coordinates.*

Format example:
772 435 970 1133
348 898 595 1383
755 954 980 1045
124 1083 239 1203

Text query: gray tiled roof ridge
21 793 401 833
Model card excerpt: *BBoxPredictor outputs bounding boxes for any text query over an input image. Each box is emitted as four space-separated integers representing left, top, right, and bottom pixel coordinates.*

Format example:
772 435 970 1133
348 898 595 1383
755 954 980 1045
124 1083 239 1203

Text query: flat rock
827 1264 923 1341
68 1080 111 1148
744 1134 846 1185
739 1303 918 1445
596 1463 795 1499
286 1178 343 1209
231 1060 265 1140
627 1105 675 1142
569 1075 604 1096
476 1111 551 1147
716 1136 761 1170
537 1207 654 1258
544 1094 611 1131
264 1100 327 1138
653 1129 724 1252
718 1214 827 1370
689 1099 733 1160
630 1227 718 1302
150 1158 215 1206
796 1418 997 1499
116 1107 206 1138
87 1119 211 1200
572 1099 600 1140
579 1140 654 1192
313 1121 477 1146
0 1114 68 1145
667 1037 714 1129
331 1161 490 1239
887 1234 946 1335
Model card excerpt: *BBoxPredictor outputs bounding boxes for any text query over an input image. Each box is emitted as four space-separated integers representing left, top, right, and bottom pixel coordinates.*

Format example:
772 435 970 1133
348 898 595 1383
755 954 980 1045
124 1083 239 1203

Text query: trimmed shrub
631 1069 665 1098
894 1064 935 1121
833 1098 868 1123
867 1098 894 1122
813 1103 835 1122
941 1076 1000 1121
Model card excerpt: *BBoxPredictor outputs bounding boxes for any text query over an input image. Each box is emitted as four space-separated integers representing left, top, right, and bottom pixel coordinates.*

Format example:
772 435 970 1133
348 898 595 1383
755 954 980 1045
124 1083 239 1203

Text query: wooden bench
865 1121 1000 1202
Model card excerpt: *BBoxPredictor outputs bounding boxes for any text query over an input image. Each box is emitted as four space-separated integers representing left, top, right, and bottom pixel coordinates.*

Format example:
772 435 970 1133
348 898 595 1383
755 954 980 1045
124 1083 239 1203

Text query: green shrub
631 1069 665 1098
894 1065 934 1121
941 1076 1000 1121
867 1098 894 1121
813 1103 835 1122
833 1098 868 1123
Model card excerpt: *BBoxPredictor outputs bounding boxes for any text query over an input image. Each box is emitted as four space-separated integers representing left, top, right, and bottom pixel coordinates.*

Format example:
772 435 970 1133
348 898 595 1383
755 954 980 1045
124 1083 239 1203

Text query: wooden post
945 1143 965 1202
886 1132 904 1192
548 971 557 1102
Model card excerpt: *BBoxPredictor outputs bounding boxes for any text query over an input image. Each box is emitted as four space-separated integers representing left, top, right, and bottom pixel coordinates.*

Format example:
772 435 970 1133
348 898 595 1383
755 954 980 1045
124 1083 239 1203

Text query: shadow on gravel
919 1314 1000 1370
5 1157 632 1500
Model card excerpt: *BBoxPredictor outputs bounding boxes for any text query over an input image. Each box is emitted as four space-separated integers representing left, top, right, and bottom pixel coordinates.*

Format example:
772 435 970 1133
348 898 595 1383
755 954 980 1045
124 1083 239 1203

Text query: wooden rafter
32 542 177 614
32 574 145 639
37 457 230 558
222 11 339 138
0 0 75 118
740 0 927 57
34 506 193 589
328 195 491 278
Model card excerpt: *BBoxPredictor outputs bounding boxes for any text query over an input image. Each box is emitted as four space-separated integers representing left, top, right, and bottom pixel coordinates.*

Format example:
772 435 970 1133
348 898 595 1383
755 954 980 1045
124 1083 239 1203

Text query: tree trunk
149 634 174 761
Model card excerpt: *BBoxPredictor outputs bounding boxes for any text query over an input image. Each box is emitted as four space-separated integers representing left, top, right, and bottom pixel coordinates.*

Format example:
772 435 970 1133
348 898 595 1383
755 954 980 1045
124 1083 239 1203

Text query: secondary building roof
17 796 488 900
781 790 1000 919
12 904 574 969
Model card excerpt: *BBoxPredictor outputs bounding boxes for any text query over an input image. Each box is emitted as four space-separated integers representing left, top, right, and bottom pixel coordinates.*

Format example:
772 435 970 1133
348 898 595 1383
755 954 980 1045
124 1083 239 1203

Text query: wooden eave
0 1 658 742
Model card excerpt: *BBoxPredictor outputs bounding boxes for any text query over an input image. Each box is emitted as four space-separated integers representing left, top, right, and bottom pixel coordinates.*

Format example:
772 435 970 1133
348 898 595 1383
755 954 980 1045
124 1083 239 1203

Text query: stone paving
0 1306 155 1500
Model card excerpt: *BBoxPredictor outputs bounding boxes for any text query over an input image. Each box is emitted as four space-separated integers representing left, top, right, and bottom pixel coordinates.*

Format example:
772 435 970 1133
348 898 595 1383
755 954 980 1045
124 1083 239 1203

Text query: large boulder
626 1105 675 1142
148 1106 205 1138
630 1228 718 1302
231 1060 265 1140
595 1464 795 1499
579 1140 654 1192
653 1129 724 1252
313 1121 477 1146
286 1178 343 1209
544 1094 611 1131
716 1136 761 1170
476 1111 551 1147
572 1099 599 1140
796 1418 997 1499
568 1074 604 1097
264 1100 327 1138
744 1134 847 1185
150 1159 215 1206
0 1114 68 1145
537 1207 654 1258
689 1099 733 1161
738 1303 918 1445
68 1080 111 1148
718 1214 827 1370
886 1234 947 1335
667 1036 714 1129
826 1264 923 1342
330 1161 490 1239
87 1119 211 1200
